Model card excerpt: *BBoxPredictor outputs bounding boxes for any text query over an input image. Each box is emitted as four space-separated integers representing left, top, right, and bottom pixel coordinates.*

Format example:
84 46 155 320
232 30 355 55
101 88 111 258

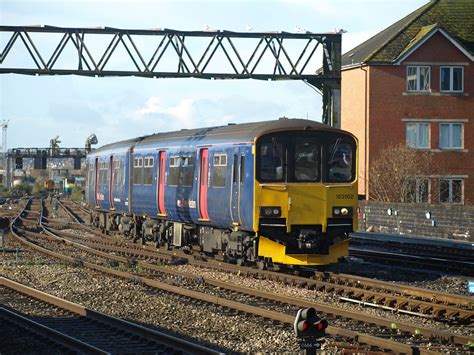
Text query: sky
0 0 427 149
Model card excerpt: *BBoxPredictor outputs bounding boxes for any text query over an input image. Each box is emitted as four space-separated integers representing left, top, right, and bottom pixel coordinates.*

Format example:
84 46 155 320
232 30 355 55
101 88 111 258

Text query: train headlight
260 206 282 217
333 207 352 217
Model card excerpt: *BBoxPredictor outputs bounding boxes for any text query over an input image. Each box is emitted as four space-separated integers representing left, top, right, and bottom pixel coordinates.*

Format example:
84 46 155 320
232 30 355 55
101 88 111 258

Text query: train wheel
236 258 246 266
257 261 266 270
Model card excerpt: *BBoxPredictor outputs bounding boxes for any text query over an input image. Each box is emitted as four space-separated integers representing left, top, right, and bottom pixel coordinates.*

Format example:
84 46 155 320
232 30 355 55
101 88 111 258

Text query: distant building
341 0 474 204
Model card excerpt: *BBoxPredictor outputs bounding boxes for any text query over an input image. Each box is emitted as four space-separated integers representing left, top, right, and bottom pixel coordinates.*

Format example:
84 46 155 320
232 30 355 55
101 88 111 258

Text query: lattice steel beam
0 25 341 125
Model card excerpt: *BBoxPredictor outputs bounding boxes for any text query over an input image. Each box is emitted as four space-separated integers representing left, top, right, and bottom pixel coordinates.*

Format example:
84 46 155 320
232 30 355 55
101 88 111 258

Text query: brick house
341 0 474 204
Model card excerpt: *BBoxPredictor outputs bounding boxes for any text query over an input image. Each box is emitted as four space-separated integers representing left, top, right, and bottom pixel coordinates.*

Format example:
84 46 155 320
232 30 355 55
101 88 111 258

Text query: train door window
233 154 238 184
212 153 227 187
143 157 154 185
169 156 180 186
97 162 102 186
133 157 143 185
105 162 110 185
113 160 120 186
240 155 245 184
181 156 195 186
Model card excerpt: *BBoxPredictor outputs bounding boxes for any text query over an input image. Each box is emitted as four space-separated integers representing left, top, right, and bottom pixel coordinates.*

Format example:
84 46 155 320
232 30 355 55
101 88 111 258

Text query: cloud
134 97 194 123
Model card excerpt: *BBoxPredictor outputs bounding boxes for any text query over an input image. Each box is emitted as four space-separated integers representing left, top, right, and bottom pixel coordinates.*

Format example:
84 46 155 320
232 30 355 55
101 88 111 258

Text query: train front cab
253 130 358 266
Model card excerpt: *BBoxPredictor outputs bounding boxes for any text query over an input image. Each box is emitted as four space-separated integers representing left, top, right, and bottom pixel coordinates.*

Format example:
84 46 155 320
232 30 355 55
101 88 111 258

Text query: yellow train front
252 121 358 266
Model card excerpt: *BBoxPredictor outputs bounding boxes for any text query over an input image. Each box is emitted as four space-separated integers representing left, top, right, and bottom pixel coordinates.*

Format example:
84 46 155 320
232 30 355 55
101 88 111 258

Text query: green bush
70 188 84 203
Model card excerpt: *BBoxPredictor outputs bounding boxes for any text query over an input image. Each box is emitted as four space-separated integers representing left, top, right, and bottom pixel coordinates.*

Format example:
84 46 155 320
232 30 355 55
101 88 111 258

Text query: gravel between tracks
1 231 473 354
1 233 301 353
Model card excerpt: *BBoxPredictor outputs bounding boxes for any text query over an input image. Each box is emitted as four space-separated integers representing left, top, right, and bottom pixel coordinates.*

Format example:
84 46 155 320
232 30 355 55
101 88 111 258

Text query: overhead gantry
0 25 341 127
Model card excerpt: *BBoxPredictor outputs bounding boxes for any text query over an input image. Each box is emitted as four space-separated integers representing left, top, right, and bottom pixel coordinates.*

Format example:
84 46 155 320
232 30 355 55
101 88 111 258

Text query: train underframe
90 209 351 268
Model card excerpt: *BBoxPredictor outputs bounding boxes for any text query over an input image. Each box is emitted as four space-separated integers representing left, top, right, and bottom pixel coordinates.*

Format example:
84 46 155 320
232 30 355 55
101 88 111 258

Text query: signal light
294 307 328 339
316 319 328 331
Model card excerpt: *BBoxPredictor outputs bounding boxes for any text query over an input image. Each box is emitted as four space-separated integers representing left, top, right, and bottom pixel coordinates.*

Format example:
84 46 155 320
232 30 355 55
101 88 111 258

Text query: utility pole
1 120 8 188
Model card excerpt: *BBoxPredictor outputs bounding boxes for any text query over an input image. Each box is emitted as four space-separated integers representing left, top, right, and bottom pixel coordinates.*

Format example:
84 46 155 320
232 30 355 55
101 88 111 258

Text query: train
85 118 358 267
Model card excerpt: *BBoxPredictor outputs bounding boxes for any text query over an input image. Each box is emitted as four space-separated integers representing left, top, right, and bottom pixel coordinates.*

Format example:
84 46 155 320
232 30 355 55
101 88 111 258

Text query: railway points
1 196 472 353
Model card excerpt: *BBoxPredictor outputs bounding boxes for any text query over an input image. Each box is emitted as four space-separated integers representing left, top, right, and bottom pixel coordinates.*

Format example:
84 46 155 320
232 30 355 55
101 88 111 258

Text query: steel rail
350 248 474 274
0 306 109 355
1 277 221 355
42 206 474 318
44 225 474 323
36 225 474 346
9 200 427 353
7 231 423 355
64 202 474 308
14 205 474 353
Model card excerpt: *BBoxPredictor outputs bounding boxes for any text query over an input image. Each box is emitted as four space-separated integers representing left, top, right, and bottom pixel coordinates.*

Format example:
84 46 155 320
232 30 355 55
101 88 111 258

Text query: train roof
89 118 354 156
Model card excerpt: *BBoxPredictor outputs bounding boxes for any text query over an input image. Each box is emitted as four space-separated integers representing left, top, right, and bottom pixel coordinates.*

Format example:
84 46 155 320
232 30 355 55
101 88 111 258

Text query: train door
157 151 166 215
231 152 245 225
94 157 99 207
199 148 209 220
109 155 114 209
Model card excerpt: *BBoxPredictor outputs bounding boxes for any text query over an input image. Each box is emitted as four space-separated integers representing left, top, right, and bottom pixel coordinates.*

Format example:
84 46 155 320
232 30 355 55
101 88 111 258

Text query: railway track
9 198 474 353
0 277 220 354
349 232 474 274
48 200 474 323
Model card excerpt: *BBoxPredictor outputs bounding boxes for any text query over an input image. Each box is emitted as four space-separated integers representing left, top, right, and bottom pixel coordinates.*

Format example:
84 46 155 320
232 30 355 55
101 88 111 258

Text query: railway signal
294 307 328 353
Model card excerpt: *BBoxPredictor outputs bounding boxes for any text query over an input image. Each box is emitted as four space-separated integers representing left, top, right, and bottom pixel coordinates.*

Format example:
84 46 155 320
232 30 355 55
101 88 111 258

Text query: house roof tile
342 0 474 68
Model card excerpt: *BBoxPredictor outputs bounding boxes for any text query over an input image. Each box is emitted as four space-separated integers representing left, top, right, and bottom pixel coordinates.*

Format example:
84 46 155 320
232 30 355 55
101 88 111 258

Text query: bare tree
369 144 438 203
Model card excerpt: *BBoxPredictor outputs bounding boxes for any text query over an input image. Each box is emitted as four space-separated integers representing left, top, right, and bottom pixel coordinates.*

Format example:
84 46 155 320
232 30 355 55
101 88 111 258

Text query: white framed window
439 123 463 149
406 177 430 203
143 157 154 185
212 153 228 187
406 122 430 148
133 157 143 185
134 158 143 168
440 66 463 92
440 178 463 204
407 66 430 92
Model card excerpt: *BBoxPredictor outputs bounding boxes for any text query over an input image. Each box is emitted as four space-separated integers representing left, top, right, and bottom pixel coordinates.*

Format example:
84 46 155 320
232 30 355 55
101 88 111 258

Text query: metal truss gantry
5 147 87 188
0 25 341 126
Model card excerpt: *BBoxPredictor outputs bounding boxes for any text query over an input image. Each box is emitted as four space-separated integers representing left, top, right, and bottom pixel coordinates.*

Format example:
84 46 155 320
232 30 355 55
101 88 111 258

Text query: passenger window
169 156 180 186
181 156 194 186
133 157 143 185
212 153 227 187
169 156 194 186
143 157 154 185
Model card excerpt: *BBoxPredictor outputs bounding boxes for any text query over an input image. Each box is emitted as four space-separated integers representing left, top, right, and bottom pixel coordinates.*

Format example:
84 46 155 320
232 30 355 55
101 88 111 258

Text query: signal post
294 307 328 354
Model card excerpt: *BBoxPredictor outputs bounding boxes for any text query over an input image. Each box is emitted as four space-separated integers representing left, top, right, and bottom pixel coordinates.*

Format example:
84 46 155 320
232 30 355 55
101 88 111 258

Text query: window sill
430 148 468 153
402 92 468 97
406 147 431 150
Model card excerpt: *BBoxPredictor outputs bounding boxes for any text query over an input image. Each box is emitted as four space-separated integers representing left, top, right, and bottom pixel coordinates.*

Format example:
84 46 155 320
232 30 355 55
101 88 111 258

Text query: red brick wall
341 67 368 196
342 31 474 204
